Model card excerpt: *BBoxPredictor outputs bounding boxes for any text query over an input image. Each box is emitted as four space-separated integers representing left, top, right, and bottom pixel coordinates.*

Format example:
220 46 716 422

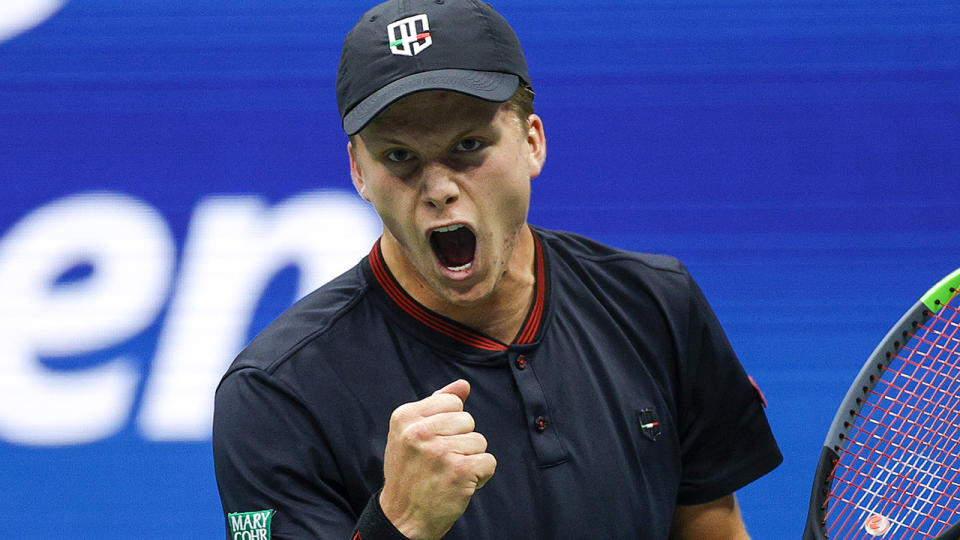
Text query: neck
382 226 536 345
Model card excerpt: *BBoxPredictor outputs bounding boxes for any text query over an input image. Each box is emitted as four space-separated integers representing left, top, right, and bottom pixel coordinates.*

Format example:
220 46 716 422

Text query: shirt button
534 415 546 432
515 355 528 370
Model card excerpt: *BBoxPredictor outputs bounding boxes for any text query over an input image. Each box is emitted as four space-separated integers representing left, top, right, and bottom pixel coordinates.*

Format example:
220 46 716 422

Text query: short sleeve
213 367 358 538
674 270 782 505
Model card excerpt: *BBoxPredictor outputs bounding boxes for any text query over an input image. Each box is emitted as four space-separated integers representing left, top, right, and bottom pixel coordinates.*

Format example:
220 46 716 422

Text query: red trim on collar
515 233 546 344
368 232 546 351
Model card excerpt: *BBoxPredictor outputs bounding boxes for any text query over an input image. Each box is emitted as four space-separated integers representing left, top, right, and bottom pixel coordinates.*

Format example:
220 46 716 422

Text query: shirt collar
365 229 548 352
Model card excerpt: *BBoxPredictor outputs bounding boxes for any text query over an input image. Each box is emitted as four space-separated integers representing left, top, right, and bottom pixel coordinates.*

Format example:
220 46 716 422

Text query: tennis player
213 1 782 538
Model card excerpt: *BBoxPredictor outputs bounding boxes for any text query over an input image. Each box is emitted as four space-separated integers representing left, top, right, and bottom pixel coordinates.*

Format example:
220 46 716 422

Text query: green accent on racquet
921 268 960 313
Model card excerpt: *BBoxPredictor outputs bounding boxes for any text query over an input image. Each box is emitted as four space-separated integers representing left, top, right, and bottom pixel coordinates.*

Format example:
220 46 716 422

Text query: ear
524 113 547 179
347 138 371 202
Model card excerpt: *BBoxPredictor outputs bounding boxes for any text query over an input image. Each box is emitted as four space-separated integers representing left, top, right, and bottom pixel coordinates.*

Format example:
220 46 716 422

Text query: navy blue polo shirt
213 227 781 539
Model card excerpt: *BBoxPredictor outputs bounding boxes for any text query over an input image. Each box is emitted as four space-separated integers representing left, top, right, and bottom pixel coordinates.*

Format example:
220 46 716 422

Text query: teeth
447 262 472 272
434 224 464 233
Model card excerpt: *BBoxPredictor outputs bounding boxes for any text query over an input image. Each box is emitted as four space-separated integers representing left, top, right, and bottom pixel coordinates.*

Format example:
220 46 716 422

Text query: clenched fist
379 379 497 540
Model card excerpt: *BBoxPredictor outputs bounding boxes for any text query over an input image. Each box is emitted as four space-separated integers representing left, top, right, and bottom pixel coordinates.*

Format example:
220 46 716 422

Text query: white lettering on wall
138 191 380 440
0 193 174 445
0 190 380 446
0 0 68 43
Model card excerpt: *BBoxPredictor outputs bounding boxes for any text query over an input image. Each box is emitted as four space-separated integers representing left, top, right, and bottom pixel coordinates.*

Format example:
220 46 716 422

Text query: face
348 90 546 308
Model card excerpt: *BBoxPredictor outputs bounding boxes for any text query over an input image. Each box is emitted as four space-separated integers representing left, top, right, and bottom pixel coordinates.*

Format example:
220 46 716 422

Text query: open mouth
430 224 476 272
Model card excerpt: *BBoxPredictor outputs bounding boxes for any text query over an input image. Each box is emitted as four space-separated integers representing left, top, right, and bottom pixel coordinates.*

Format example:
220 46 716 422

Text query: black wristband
351 489 410 540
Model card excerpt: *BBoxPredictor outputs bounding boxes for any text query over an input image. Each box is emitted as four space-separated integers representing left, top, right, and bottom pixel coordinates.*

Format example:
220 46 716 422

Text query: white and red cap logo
387 14 432 56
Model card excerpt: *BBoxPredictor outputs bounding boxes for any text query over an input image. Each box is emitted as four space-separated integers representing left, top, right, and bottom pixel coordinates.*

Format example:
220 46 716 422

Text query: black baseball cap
336 0 530 135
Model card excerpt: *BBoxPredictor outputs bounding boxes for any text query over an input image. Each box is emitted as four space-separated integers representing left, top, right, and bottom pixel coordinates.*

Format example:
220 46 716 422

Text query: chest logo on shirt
638 408 661 442
227 509 274 539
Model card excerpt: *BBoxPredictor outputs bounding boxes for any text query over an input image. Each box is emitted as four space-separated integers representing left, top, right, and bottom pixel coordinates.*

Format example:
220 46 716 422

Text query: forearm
670 494 750 540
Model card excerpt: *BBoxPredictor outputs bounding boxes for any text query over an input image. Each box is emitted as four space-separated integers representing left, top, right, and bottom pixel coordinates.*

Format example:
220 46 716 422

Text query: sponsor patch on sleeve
227 509 274 540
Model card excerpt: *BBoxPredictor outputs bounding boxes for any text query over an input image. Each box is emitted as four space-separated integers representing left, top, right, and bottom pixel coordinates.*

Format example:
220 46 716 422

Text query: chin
433 277 494 307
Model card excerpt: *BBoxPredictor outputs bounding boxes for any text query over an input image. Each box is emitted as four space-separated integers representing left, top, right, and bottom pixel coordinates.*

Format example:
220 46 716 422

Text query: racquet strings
825 287 960 539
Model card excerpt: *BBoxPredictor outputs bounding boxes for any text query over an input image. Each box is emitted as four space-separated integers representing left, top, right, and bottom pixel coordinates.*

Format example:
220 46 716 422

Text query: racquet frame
804 268 960 540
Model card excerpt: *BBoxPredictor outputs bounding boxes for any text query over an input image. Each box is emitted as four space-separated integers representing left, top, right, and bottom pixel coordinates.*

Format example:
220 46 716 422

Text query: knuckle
424 441 447 460
437 393 463 410
446 454 469 476
401 421 431 444
389 404 412 426
475 432 488 451
476 454 496 488
478 454 497 479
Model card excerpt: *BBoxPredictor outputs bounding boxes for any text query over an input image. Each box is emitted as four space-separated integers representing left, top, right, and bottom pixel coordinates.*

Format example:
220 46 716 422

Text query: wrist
378 487 438 540
352 488 411 540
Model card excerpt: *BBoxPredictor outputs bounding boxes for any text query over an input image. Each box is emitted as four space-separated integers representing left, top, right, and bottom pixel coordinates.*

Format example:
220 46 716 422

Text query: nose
421 164 459 210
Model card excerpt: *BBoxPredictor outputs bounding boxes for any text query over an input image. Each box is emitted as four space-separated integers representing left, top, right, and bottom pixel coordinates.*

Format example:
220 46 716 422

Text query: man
213 1 782 539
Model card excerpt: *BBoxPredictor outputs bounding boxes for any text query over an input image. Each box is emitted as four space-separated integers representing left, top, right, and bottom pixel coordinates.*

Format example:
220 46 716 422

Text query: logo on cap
388 14 432 56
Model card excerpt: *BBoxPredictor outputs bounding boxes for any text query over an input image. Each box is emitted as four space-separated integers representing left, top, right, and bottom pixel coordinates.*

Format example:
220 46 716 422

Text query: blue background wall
1 1 958 537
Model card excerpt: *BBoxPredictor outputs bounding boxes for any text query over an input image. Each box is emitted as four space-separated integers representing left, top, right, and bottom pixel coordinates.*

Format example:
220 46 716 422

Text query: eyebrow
363 117 496 148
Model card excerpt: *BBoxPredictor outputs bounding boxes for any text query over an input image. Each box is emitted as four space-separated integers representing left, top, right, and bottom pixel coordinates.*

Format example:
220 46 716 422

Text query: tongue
432 227 476 268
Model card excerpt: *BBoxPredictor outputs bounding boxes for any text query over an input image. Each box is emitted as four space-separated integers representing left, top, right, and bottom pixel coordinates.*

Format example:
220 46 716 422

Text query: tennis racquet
804 268 960 540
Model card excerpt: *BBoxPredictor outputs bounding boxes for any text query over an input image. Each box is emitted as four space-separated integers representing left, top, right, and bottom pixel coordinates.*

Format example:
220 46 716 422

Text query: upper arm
213 368 357 538
670 494 750 540
673 268 782 503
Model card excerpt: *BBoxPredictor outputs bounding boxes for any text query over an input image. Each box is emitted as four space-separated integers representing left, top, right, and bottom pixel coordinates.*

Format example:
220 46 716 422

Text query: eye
386 149 412 162
455 138 483 152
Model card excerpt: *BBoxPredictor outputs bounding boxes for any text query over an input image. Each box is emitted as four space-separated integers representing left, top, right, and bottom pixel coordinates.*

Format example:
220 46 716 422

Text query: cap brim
342 69 520 135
